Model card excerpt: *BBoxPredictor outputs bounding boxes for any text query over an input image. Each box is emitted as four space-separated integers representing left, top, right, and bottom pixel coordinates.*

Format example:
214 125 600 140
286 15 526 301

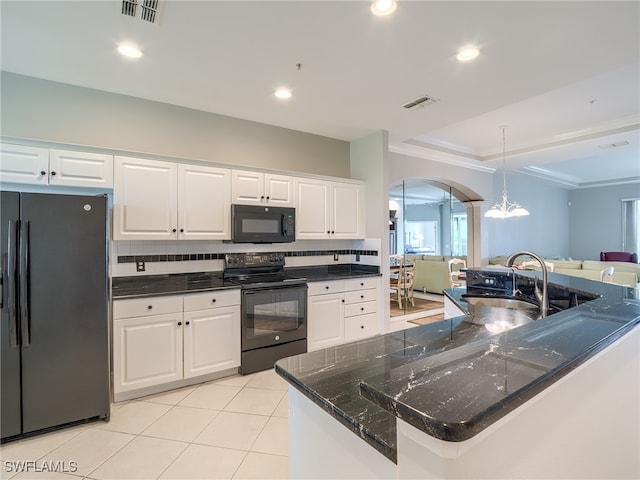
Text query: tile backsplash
111 238 381 277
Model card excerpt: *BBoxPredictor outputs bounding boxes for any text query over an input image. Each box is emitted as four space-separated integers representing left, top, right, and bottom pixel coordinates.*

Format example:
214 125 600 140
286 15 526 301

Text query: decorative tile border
117 249 378 264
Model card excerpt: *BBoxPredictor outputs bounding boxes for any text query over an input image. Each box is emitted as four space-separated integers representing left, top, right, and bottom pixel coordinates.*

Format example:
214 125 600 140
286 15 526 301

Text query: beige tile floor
0 369 290 480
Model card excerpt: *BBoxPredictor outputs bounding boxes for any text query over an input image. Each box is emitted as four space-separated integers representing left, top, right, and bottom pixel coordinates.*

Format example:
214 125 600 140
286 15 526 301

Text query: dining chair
600 266 615 283
390 263 415 309
448 258 467 288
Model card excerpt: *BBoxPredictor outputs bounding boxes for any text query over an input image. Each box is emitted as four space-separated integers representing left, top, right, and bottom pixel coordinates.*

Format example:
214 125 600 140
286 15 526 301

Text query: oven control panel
225 252 286 268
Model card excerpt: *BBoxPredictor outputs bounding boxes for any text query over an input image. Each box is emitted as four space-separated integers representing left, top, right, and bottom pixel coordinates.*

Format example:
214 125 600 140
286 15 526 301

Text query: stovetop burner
223 253 306 288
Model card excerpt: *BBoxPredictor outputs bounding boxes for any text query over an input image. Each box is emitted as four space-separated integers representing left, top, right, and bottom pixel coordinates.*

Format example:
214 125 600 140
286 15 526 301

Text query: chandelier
484 127 530 219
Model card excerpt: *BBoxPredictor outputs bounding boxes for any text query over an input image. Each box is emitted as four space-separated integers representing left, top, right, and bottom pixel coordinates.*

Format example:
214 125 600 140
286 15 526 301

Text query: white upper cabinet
330 182 364 239
295 178 331 238
49 149 114 188
178 164 230 240
113 157 178 240
114 157 231 241
0 144 113 188
231 170 293 206
295 178 364 239
0 144 49 184
264 173 294 206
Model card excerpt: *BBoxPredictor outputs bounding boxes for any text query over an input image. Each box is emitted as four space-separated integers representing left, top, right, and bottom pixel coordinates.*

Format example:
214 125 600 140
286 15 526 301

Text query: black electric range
223 253 308 375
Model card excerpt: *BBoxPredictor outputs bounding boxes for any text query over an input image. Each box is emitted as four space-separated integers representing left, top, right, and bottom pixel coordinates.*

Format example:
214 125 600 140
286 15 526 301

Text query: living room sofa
405 254 468 294
489 256 639 287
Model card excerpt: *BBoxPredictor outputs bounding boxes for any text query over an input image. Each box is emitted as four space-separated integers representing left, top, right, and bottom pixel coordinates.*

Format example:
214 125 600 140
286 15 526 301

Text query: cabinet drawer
113 295 182 319
184 289 241 311
308 280 345 296
344 277 378 291
344 300 377 318
344 313 379 342
344 289 377 305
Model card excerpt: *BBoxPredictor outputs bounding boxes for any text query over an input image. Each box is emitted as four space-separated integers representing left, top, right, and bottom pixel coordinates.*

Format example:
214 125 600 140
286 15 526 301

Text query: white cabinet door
295 178 364 239
113 313 183 394
232 170 294 206
49 149 113 188
113 156 178 240
331 182 364 239
178 164 231 240
231 170 264 205
0 144 114 188
295 178 330 239
308 292 345 351
183 306 240 378
0 143 49 185
264 173 294 206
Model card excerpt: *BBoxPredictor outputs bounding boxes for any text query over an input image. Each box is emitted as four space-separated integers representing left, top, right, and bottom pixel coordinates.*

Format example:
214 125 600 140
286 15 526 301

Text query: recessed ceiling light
117 43 142 59
371 0 397 16
456 46 479 62
275 88 292 100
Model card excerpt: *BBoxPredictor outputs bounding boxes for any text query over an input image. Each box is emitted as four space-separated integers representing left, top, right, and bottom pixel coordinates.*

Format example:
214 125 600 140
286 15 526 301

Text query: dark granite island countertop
275 273 640 469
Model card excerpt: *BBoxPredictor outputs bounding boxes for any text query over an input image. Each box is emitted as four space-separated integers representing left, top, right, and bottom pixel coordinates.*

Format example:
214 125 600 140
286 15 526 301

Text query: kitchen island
276 272 640 479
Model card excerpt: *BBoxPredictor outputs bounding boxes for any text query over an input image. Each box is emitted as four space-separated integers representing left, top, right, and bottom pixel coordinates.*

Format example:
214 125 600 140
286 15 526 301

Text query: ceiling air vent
121 0 137 17
403 95 439 110
140 0 159 23
598 140 630 149
121 0 161 25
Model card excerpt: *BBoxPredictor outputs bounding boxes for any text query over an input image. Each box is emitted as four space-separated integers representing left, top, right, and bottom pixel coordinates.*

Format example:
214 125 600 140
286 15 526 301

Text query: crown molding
388 142 495 174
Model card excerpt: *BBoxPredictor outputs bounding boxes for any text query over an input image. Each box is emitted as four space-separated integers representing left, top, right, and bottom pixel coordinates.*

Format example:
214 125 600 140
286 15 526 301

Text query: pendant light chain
484 126 531 218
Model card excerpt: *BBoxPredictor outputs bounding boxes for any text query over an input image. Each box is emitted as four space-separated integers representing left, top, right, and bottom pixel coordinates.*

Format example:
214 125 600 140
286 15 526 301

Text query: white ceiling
1 1 639 187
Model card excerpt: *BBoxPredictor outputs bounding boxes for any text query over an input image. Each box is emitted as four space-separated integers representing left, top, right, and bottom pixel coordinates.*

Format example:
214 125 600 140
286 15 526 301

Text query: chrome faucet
505 251 549 318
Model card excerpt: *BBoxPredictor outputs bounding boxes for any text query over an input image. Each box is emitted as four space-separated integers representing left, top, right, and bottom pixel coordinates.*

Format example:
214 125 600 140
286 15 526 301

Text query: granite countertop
111 264 380 298
286 263 380 282
275 272 640 463
111 271 232 299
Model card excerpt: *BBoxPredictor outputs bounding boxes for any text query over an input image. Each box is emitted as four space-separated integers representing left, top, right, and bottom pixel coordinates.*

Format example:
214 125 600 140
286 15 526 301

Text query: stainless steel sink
462 296 538 310
461 294 543 326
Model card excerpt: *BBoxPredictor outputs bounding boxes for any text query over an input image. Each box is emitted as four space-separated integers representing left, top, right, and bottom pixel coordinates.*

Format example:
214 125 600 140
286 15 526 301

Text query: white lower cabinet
113 290 240 399
183 293 240 379
113 312 184 393
308 277 381 351
308 292 345 350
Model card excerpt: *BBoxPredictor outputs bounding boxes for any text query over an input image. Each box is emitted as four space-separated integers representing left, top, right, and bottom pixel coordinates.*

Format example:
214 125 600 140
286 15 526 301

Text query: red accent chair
599 251 638 263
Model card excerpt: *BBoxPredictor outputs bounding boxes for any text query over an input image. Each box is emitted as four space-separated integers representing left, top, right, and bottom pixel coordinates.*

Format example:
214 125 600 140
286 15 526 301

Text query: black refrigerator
1 191 110 442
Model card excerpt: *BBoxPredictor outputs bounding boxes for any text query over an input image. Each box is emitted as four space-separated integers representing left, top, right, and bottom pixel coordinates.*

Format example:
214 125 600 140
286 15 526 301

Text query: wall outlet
333 253 339 261
136 260 146 272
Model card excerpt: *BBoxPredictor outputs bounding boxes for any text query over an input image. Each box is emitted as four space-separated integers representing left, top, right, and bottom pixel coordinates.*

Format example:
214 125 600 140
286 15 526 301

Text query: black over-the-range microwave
230 204 296 243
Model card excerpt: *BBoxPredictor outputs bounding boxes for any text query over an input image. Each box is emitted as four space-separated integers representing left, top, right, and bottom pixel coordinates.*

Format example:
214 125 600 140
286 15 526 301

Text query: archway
388 178 485 323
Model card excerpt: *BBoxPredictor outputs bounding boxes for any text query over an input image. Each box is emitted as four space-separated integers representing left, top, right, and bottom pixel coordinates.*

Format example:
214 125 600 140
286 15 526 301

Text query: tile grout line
1 372 290 480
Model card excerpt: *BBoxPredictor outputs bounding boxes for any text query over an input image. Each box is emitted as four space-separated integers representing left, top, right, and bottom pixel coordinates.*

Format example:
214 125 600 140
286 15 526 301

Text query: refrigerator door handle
7 220 19 347
20 220 30 346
